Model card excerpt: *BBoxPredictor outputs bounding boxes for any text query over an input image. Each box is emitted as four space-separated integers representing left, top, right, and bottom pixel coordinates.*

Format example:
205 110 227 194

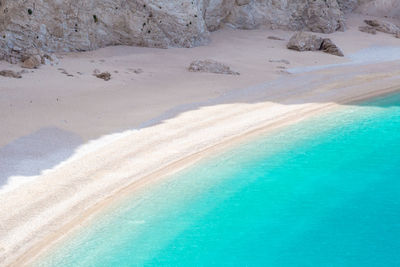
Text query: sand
1 14 400 266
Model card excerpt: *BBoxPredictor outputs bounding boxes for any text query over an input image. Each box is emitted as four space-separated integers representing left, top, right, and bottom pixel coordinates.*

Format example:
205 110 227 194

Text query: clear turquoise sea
38 93 400 267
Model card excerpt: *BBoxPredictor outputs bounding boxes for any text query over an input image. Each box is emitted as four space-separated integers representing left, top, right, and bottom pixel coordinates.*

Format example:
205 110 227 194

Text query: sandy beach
1 14 400 266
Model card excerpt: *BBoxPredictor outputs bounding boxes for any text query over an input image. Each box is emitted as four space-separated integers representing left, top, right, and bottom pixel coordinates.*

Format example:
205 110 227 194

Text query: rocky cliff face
0 0 210 62
0 0 386 63
205 0 345 33
356 0 400 19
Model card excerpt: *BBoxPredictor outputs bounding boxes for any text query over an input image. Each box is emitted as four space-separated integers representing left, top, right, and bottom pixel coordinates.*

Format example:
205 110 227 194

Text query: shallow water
38 93 400 267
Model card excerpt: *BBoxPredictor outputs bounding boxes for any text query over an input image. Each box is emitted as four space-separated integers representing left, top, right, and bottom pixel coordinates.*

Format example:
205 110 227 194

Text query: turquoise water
39 93 400 267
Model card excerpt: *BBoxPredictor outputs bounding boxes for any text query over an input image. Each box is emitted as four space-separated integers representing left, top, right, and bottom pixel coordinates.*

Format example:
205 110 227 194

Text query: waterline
38 93 400 266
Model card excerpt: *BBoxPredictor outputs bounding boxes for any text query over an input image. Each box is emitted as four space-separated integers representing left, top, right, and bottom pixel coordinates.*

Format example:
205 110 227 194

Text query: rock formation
0 0 210 63
1 0 394 63
0 0 350 63
356 0 400 19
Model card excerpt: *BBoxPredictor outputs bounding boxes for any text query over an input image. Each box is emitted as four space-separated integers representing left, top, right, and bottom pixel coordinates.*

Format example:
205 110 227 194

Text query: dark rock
364 19 400 35
94 72 111 81
359 26 377 35
0 70 22 78
321 38 344 57
287 32 344 57
21 56 41 69
287 32 323 52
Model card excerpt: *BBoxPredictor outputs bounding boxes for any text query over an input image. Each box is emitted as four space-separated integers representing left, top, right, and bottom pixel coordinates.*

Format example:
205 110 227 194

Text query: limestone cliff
0 0 394 63
0 0 209 62
356 0 400 19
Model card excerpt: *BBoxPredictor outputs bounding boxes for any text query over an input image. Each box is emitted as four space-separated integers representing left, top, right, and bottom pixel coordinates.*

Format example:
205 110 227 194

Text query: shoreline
2 14 400 266
12 83 400 266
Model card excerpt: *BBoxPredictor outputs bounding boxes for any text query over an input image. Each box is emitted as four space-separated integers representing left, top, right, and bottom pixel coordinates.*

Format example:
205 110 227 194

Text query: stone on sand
364 19 400 35
94 72 111 81
287 32 323 52
321 38 344 57
359 26 377 35
287 32 344 57
21 56 41 69
188 60 239 75
0 70 22 78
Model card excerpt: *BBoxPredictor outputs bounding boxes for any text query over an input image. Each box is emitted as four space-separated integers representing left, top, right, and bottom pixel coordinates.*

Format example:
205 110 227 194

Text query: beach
1 14 400 266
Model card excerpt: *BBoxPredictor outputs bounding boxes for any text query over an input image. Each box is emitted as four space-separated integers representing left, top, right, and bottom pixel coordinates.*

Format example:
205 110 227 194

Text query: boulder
21 56 41 69
0 70 22 78
287 32 323 52
204 0 234 31
188 60 239 75
287 32 344 57
359 26 377 35
364 19 400 35
337 0 358 13
303 0 346 33
41 54 59 66
321 38 344 57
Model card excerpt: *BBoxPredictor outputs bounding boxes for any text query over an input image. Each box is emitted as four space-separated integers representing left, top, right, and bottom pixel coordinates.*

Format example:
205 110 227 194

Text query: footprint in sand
58 68 74 77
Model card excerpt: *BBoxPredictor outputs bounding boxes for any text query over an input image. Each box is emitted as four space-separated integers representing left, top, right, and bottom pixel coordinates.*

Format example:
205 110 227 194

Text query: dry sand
1 14 400 266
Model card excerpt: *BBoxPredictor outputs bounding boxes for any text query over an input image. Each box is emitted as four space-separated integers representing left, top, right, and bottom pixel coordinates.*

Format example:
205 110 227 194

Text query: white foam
0 129 138 194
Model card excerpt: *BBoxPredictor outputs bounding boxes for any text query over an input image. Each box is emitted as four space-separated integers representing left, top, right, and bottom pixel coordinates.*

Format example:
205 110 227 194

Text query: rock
364 20 380 27
236 0 251 6
287 32 323 52
21 56 41 69
356 0 400 19
303 0 346 33
188 60 239 75
0 70 22 78
287 32 344 57
41 54 59 66
94 72 111 81
224 0 345 33
364 19 400 35
337 0 358 13
359 26 377 35
204 0 234 31
133 68 143 74
321 38 344 57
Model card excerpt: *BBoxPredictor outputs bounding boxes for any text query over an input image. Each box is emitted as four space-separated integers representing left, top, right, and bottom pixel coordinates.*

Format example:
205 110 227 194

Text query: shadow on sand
0 127 82 189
